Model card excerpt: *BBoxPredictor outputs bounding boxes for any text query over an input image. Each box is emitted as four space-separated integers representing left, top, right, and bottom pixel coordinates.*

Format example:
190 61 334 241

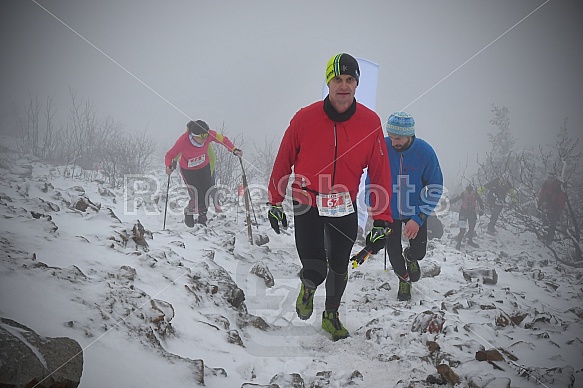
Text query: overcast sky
1 0 582 188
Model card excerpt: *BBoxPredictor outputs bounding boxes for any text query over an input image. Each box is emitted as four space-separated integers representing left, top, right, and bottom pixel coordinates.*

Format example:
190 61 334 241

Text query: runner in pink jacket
165 120 242 226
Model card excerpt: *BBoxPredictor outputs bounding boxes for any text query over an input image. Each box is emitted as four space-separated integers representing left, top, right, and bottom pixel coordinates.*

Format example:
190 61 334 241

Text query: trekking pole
163 160 177 230
235 187 240 224
238 157 253 244
246 184 259 229
236 156 255 222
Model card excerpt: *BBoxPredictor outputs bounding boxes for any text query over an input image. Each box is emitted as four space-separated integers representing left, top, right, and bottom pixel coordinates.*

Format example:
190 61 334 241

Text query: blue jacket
367 136 443 226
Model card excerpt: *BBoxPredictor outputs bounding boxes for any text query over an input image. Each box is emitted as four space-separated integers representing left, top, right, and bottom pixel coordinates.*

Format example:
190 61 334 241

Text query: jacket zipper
398 153 404 218
332 123 338 189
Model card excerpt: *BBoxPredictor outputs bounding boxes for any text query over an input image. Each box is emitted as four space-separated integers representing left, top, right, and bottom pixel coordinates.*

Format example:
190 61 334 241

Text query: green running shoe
295 283 315 320
404 247 420 283
321 311 349 341
397 276 412 301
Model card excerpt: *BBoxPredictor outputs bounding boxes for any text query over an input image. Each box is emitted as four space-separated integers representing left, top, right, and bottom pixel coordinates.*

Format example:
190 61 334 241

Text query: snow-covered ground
1 153 582 387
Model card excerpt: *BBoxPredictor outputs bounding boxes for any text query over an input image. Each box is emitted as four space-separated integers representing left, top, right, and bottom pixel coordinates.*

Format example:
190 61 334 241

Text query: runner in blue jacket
367 111 443 301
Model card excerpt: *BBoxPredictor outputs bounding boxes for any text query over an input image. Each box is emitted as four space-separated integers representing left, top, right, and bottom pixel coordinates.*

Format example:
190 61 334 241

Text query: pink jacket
165 130 236 171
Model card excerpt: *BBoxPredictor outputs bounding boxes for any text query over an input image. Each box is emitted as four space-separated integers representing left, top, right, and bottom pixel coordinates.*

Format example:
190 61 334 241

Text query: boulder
462 267 498 285
250 262 275 288
0 317 83 387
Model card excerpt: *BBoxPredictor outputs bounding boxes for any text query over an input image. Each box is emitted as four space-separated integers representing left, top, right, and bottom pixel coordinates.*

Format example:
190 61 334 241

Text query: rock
420 259 441 278
224 235 236 253
228 288 246 309
204 314 231 330
226 330 244 347
568 307 583 319
250 262 275 288
495 310 513 328
98 186 116 197
426 373 447 385
436 363 460 385
269 372 305 388
426 340 441 353
463 267 498 285
412 310 445 334
68 186 85 195
237 315 269 331
476 349 504 362
132 220 150 250
510 313 528 326
524 312 560 330
40 182 54 193
0 317 83 387
254 233 269 246
71 196 100 212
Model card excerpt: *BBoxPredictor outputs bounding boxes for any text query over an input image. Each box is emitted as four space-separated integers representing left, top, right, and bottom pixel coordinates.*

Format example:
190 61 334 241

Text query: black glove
166 159 177 174
268 204 287 234
365 220 391 254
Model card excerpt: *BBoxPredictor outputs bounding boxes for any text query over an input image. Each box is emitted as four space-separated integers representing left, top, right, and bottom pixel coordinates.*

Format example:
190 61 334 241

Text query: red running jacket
538 178 566 215
268 100 393 222
165 130 236 171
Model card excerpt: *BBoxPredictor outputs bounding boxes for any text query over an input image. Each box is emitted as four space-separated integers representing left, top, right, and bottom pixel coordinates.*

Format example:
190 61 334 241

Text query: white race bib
187 154 206 168
316 192 354 217
458 220 468 229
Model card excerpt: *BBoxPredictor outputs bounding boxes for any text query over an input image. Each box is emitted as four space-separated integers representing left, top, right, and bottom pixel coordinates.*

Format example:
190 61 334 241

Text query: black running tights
293 203 357 312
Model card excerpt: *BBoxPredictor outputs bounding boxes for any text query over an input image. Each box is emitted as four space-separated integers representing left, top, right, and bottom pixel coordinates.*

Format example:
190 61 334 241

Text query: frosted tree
505 118 581 266
477 104 516 185
16 94 57 159
212 122 245 191
13 91 156 186
248 135 278 186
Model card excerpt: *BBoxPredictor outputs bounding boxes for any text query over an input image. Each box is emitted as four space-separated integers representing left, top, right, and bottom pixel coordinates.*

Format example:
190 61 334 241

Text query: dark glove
166 160 177 174
268 204 287 234
365 220 392 254
478 209 484 216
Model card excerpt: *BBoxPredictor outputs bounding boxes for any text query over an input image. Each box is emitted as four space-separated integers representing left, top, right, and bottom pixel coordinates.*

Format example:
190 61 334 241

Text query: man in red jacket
165 120 242 227
267 53 393 341
451 184 484 250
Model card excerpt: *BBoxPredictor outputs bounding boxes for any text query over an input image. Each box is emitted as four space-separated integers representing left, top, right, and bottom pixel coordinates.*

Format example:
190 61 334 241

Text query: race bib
458 220 468 229
316 192 354 217
187 154 206 168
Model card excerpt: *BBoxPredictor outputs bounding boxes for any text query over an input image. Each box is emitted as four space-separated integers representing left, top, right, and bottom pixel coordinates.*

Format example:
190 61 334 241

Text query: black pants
293 202 357 312
180 164 214 214
457 209 477 240
542 212 559 242
385 219 427 278
488 203 503 231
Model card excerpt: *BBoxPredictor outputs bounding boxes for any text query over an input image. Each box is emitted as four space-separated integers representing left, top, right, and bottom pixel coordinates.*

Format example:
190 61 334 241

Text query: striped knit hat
386 112 415 137
325 53 360 85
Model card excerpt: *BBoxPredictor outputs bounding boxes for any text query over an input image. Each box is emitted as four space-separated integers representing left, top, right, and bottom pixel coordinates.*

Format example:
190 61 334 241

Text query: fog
1 0 582 188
